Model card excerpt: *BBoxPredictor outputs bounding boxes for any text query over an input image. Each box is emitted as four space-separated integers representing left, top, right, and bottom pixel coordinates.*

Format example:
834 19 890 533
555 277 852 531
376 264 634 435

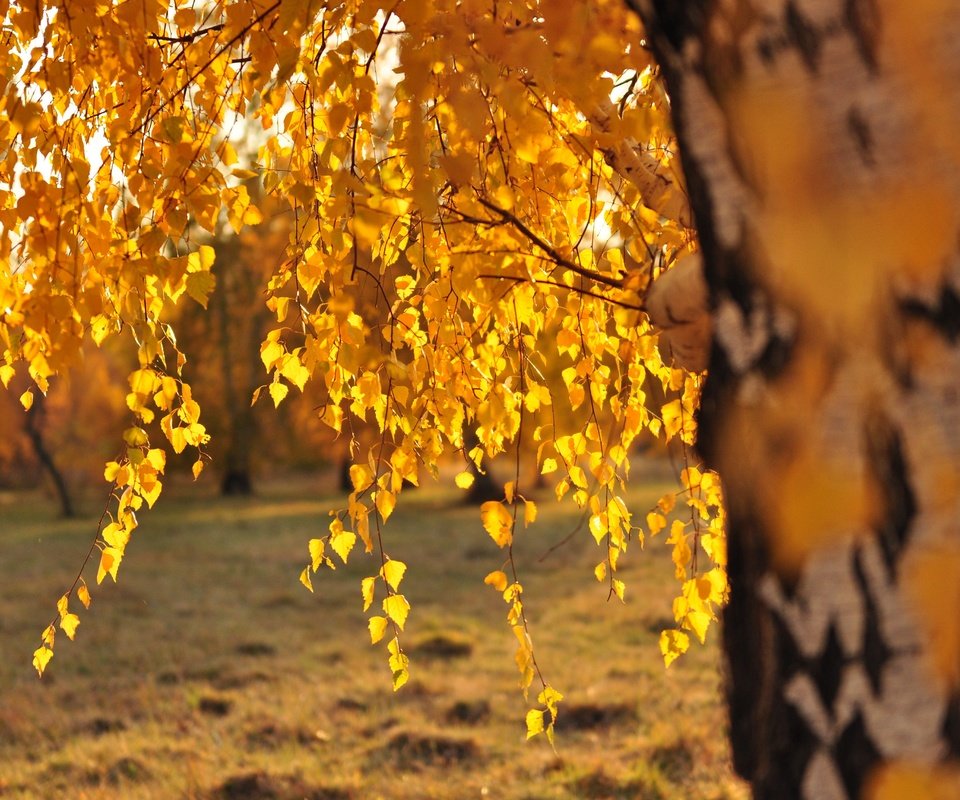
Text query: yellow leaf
330 530 357 563
261 339 284 370
541 458 558 475
355 507 372 552
388 636 410 691
538 685 564 714
525 708 544 739
361 576 377 611
280 355 310 391
659 629 690 668
647 511 667 536
594 562 606 582
145 449 166 472
59 613 80 640
612 579 626 602
102 522 129 549
77 583 91 609
568 466 587 489
589 514 607 543
97 547 122 583
123 426 148 446
383 594 411 630
0 364 14 387
454 471 475 490
308 538 324 570
192 460 204 480
19 389 33 411
269 381 289 407
684 610 711 644
185 270 216 308
368 615 388 644
375 489 396 522
484 570 508 592
658 492 677 514
32 646 53 677
480 501 513 548
349 463 374 493
382 560 407 591
299 567 313 592
523 500 537 527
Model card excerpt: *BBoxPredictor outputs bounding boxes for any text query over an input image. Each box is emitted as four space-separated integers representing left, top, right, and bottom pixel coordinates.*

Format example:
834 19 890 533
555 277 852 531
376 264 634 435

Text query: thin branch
475 196 625 289
477 273 644 311
147 24 224 44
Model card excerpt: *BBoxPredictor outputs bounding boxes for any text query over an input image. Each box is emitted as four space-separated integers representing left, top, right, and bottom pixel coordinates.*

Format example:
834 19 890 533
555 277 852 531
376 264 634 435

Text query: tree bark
631 2 960 797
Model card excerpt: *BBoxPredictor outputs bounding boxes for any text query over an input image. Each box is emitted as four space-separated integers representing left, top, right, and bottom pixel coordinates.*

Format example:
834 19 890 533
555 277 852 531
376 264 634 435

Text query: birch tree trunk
630 2 960 797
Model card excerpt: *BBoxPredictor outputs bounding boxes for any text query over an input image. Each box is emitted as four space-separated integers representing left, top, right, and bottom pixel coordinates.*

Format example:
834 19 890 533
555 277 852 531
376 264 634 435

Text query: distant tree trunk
338 455 352 493
634 2 960 797
462 428 501 504
213 237 267 496
23 393 75 517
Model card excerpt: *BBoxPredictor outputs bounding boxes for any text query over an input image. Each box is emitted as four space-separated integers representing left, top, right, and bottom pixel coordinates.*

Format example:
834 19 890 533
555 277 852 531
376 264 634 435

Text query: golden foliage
0 0 723 710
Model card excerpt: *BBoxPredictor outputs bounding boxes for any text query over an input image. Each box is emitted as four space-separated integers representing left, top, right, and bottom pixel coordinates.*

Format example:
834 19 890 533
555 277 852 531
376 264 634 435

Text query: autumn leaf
330 530 357 564
59 613 80 640
383 594 411 630
32 646 53 677
309 538 325 571
480 501 513 548
361 576 376 611
299 567 313 592
375 489 396 522
526 708 545 739
381 560 407 591
659 630 690 668
484 570 509 592
350 464 374 493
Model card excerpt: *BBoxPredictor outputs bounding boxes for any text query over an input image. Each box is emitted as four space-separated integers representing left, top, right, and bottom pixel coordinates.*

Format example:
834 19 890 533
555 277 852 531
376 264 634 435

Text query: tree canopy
0 0 725 739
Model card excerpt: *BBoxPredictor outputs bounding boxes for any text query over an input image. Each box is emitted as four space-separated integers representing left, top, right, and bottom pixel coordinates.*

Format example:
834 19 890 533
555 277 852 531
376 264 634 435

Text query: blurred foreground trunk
634 2 960 797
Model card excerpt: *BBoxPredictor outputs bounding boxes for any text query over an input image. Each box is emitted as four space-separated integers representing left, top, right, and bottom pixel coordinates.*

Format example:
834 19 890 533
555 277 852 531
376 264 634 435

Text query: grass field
0 464 748 799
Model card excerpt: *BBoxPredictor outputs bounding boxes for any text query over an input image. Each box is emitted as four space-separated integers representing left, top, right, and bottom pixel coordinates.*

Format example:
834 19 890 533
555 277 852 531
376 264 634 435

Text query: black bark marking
756 34 780 67
785 2 823 72
845 0 881 74
834 711 881 800
901 286 960 343
722 509 776 783
756 327 795 381
813 623 846 710
941 694 960 757
846 106 876 167
852 549 892 696
644 0 710 52
753 702 818 800
863 413 917 577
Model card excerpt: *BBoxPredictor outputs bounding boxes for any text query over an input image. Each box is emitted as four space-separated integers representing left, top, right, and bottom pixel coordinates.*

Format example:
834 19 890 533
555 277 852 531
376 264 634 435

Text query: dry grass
0 465 748 799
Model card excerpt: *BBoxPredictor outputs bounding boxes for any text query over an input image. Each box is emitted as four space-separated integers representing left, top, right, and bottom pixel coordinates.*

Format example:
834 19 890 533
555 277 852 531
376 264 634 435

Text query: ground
0 462 748 799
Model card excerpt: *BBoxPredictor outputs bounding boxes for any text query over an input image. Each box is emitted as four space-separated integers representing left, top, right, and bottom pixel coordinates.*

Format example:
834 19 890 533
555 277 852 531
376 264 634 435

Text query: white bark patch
802 750 847 800
674 72 752 249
